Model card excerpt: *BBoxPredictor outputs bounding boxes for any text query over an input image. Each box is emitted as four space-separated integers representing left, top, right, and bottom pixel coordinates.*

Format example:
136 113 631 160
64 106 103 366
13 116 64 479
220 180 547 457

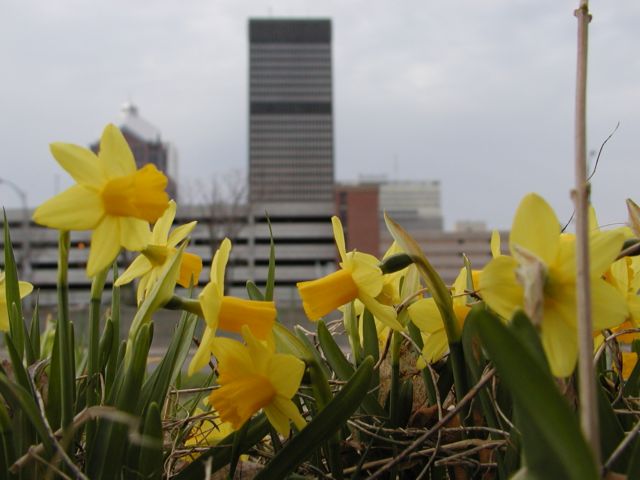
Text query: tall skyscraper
248 19 333 203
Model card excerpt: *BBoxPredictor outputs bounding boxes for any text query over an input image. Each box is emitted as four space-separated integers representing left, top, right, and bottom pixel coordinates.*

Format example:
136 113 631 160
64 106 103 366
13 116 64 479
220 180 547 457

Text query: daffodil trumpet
186 238 277 376
297 216 402 331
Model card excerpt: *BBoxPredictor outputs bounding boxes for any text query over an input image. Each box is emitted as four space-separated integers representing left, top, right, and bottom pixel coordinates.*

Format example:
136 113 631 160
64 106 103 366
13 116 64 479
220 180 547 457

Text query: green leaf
29 299 40 361
317 320 355 378
246 280 265 301
0 401 16 478
0 372 53 457
254 357 376 480
46 318 62 430
98 318 114 373
106 262 121 389
362 310 380 391
597 381 628 473
265 215 276 301
3 212 25 360
56 230 74 430
272 323 312 362
136 402 164 480
472 308 599 480
461 307 499 430
626 431 640 478
88 323 152 479
343 302 363 365
138 311 198 412
290 329 330 386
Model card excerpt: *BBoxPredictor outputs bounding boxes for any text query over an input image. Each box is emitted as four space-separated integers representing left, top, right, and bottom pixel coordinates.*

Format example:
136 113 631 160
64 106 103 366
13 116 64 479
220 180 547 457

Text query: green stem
56 231 74 431
164 295 202 317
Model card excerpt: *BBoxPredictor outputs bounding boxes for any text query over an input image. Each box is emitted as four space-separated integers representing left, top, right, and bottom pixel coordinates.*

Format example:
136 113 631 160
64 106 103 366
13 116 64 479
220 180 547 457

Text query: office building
248 19 334 203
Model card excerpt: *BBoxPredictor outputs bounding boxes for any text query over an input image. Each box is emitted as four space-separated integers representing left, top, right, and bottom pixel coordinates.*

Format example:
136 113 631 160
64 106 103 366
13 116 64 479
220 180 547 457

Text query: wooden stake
573 0 600 466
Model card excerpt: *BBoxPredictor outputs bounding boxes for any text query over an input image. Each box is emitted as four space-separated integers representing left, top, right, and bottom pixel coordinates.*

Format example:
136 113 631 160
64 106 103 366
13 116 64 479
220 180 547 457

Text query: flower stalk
57 231 74 430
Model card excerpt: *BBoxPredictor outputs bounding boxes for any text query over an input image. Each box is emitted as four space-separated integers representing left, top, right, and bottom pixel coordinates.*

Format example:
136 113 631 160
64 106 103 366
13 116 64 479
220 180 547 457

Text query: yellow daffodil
114 200 202 304
408 267 477 367
478 193 628 377
32 124 170 277
297 216 401 330
0 271 33 331
188 238 276 375
209 325 306 436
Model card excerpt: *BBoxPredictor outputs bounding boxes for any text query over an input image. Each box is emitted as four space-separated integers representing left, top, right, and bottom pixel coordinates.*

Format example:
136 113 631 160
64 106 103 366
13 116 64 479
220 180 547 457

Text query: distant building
335 183 380 256
336 179 444 257
91 103 178 199
379 180 443 232
454 220 487 233
248 18 334 203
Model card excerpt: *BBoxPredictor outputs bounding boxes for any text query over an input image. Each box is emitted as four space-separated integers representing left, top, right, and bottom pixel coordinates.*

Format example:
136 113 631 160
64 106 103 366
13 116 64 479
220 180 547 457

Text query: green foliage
3 199 640 480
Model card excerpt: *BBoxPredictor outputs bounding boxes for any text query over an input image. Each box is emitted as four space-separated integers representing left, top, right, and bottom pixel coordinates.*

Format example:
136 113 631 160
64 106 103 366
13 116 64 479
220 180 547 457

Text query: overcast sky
1 0 639 230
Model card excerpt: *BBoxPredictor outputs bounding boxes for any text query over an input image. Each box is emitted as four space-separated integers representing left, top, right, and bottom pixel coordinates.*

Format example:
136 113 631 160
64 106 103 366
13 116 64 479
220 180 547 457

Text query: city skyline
1 1 639 230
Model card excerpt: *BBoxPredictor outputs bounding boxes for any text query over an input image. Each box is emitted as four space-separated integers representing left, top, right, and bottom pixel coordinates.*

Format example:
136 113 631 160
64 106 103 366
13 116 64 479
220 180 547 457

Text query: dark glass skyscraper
248 19 334 203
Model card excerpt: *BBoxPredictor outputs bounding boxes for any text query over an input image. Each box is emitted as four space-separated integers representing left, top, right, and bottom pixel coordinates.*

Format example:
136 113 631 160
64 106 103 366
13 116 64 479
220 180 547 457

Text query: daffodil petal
478 256 523 321
554 234 576 284
115 254 153 286
119 217 151 252
136 272 152 305
265 396 306 436
210 336 254 379
152 200 176 244
609 258 630 293
98 124 136 178
592 279 629 331
490 230 502 258
541 302 577 377
242 325 273 371
407 298 443 334
87 216 121 277
168 221 197 247
421 330 449 364
349 252 384 297
32 185 104 230
332 216 347 262
509 193 560 265
589 229 626 277
267 353 305 399
0 304 8 331
199 282 222 330
49 142 103 188
188 326 216 376
211 238 231 288
452 267 467 295
359 291 403 331
18 281 33 299
382 241 403 259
